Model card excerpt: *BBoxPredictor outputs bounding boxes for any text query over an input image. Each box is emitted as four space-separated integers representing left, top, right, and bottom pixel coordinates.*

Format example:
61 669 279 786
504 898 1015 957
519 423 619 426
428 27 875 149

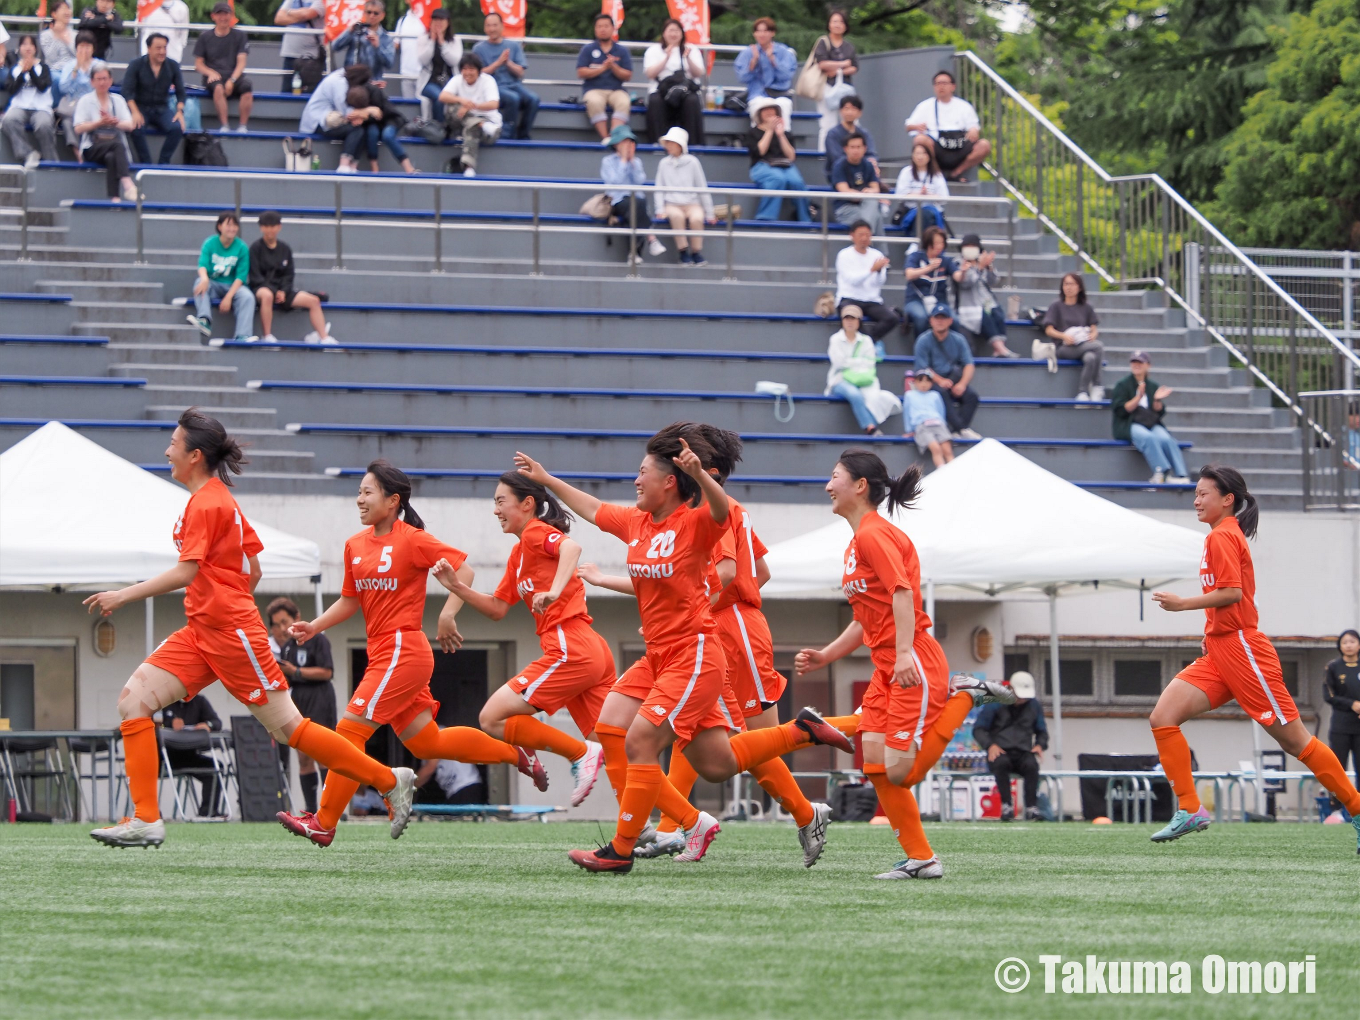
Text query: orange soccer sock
1299 737 1360 815
749 757 815 828
729 722 803 773
610 763 664 857
866 764 933 860
291 718 395 793
657 748 700 832
903 692 974 786
404 722 519 765
120 717 161 823
595 723 629 800
1152 725 1202 812
502 715 588 763
314 718 370 830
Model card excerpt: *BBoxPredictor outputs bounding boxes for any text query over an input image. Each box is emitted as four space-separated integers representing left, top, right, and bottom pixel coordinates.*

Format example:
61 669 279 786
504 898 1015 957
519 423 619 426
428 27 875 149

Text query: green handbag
841 338 877 387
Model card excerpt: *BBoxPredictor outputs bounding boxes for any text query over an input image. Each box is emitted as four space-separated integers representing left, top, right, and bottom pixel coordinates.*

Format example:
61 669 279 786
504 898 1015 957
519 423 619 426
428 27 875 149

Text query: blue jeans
831 380 878 430
195 280 256 339
318 123 366 159
1130 423 1187 477
899 203 945 236
130 102 185 164
749 161 810 221
903 296 930 340
978 306 1007 343
498 81 540 139
365 121 407 162
422 80 447 122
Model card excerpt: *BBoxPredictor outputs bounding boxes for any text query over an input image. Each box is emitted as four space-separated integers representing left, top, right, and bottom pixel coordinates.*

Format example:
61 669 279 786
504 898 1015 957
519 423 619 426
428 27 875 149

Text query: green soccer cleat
1352 814 1360 855
1150 806 1211 843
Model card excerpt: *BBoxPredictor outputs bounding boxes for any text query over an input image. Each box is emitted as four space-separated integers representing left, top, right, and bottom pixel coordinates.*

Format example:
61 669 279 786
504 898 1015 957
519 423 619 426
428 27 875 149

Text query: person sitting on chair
973 670 1048 821
161 693 225 817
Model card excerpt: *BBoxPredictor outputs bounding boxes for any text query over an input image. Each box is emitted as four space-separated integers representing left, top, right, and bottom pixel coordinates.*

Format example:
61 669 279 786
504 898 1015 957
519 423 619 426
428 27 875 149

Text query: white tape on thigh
123 666 189 715
884 745 918 770
249 691 303 736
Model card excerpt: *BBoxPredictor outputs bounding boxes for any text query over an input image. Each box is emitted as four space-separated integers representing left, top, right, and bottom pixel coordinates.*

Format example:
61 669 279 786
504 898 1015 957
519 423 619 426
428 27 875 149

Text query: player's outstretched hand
672 438 705 479
577 562 605 586
794 647 827 675
1151 590 1185 612
289 619 319 642
83 590 126 616
430 557 462 590
513 451 550 485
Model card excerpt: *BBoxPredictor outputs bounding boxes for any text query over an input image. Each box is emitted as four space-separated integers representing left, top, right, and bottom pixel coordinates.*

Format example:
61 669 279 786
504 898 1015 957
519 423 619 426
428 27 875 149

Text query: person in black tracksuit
1324 628 1360 817
974 670 1049 821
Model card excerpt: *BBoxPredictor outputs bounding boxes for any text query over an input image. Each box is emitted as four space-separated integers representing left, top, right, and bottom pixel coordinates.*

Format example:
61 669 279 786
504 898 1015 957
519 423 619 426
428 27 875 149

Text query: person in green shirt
187 211 256 341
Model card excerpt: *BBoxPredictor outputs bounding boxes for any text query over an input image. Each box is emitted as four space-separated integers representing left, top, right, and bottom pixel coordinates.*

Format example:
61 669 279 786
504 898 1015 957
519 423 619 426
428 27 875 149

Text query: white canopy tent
0 422 322 654
763 439 1206 764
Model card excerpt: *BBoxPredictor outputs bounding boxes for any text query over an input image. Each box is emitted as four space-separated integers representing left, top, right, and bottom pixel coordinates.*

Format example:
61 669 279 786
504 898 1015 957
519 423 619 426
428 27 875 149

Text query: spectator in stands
955 232 1015 358
194 1 253 132
823 94 876 184
825 304 899 437
415 759 486 806
892 140 948 236
905 69 990 183
299 65 370 173
475 10 537 140
834 220 898 341
161 693 226 817
903 225 959 339
811 9 857 146
189 211 256 343
903 369 953 466
974 670 1048 821
1044 272 1106 401
250 211 336 345
415 9 461 123
747 96 809 222
140 0 189 65
734 16 796 101
914 304 981 439
439 53 501 178
2 36 58 169
71 61 136 202
276 0 326 91
831 132 884 233
54 31 96 152
599 124 665 259
576 13 632 142
0 23 9 96
266 597 336 815
40 1 77 93
332 0 395 82
124 32 186 165
393 0 427 99
644 17 705 147
654 126 714 267
1323 629 1360 821
1111 350 1189 485
349 81 416 173
77 0 122 60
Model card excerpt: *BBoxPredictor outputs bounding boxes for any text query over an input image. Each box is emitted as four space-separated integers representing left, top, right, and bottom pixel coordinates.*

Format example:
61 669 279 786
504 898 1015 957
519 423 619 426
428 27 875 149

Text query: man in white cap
973 671 1049 821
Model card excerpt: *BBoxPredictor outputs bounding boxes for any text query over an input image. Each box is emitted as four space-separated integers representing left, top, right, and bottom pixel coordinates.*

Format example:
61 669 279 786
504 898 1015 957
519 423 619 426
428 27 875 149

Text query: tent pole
1048 588 1063 767
925 580 935 636
313 575 324 618
145 596 155 657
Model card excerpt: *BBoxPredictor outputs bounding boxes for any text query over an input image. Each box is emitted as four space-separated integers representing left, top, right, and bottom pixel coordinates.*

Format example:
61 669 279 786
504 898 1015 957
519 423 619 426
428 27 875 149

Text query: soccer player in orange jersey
427 471 612 808
85 410 417 848
1149 465 1360 848
793 449 1015 879
514 428 853 874
276 460 547 847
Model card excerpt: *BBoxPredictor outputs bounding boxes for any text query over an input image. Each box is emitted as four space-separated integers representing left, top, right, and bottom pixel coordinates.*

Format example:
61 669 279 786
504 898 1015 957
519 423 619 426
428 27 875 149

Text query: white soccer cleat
873 856 943 880
798 802 833 868
569 740 605 807
90 816 165 848
385 766 417 839
634 826 685 859
675 810 721 863
948 672 1018 707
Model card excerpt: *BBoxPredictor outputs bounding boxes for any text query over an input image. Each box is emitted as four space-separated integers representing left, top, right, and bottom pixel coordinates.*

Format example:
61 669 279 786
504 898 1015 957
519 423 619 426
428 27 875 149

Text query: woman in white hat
746 95 809 222
654 126 715 266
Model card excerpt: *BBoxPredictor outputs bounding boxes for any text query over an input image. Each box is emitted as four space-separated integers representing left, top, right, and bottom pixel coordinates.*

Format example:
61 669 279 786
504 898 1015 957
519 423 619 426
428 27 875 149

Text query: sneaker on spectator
957 428 982 440
187 314 211 337
234 124 249 133
462 166 476 178
690 253 708 268
337 164 357 175
678 249 692 265
1149 469 1166 484
1090 385 1105 401
24 151 40 170
261 333 279 344
121 180 138 202
1075 391 1091 402
238 335 259 343
1166 474 1190 485
647 237 666 257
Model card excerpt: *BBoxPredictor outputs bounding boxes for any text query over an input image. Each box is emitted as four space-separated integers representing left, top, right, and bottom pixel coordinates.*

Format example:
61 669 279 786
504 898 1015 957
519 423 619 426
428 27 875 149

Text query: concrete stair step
114 363 240 384
36 279 165 302
143 387 268 410
69 301 189 325
75 321 204 342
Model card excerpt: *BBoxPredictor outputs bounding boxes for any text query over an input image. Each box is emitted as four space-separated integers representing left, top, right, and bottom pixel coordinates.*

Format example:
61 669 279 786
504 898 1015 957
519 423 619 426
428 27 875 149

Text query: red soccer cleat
794 706 855 754
568 844 634 873
516 747 549 792
276 810 336 847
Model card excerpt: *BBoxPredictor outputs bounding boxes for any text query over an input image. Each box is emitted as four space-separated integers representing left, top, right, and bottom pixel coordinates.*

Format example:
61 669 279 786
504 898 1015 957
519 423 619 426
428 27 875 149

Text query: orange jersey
173 477 265 629
1200 515 1257 635
595 500 727 648
841 511 932 672
712 495 768 612
341 519 467 637
493 518 591 637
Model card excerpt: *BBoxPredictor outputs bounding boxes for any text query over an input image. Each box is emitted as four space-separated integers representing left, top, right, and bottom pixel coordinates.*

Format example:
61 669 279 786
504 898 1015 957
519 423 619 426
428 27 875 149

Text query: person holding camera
1110 350 1189 485
644 17 705 147
954 232 1014 358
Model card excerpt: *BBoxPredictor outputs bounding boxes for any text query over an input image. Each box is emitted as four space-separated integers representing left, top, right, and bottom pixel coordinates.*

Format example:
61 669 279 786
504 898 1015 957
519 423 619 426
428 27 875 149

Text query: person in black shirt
123 32 186 165
77 0 122 59
1324 628 1360 819
248 211 335 344
193 1 252 131
974 671 1049 821
161 693 226 816
266 597 336 813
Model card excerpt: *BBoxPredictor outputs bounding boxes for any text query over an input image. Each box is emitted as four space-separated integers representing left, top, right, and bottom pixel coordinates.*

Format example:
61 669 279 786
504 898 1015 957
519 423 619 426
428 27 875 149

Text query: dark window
0 663 36 730
1004 652 1030 683
1044 658 1093 697
1180 659 1196 673
1114 659 1162 697
1281 659 1299 697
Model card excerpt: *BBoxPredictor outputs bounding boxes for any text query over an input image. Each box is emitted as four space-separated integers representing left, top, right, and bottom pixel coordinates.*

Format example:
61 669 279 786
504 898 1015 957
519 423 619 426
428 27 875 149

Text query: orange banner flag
36 0 47 17
325 0 367 43
602 0 622 39
408 0 439 29
481 0 526 38
136 0 166 20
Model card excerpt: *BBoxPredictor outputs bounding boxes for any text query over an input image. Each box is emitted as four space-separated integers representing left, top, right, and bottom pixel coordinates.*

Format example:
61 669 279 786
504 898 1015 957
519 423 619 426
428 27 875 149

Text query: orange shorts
147 621 289 706
858 632 950 752
347 628 437 736
509 620 616 737
611 632 728 741
715 603 787 718
1177 629 1299 726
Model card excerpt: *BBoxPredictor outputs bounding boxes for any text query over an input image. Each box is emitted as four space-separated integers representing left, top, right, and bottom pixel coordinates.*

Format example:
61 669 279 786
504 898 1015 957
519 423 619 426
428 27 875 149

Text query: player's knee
478 705 505 737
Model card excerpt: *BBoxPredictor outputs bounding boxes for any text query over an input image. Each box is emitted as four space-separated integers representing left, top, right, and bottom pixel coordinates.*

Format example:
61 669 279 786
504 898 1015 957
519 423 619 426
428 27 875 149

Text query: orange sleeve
409 529 468 571
690 503 729 549
593 502 633 542
492 551 520 606
525 519 564 558
176 499 212 564
857 526 914 595
240 514 263 559
1206 528 1242 590
341 539 357 598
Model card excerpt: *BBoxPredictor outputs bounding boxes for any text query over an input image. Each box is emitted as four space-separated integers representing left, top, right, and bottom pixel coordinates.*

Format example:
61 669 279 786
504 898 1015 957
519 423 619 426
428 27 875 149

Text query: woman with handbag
825 304 901 436
801 10 859 147
644 18 705 146
1110 350 1189 485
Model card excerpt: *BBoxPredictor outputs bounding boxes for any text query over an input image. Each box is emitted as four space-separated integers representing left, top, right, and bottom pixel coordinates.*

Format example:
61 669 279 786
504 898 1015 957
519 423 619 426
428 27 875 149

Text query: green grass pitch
1 819 1356 1019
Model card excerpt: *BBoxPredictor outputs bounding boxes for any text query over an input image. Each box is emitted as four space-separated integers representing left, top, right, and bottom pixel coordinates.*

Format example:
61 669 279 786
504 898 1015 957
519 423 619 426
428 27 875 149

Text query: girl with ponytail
793 449 1016 880
1149 465 1360 850
278 460 550 847
427 470 616 811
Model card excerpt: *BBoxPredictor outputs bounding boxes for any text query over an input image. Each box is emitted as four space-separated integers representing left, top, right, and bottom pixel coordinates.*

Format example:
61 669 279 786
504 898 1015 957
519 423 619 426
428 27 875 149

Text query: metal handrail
0 163 33 261
132 167 1016 283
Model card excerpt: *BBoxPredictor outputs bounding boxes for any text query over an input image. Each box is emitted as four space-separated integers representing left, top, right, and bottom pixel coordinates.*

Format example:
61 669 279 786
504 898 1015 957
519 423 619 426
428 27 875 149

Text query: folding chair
0 736 76 820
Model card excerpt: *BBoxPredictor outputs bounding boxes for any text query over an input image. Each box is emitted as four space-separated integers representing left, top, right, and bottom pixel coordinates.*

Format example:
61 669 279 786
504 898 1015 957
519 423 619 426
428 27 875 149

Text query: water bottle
183 97 202 132
292 71 302 95
310 154 321 171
